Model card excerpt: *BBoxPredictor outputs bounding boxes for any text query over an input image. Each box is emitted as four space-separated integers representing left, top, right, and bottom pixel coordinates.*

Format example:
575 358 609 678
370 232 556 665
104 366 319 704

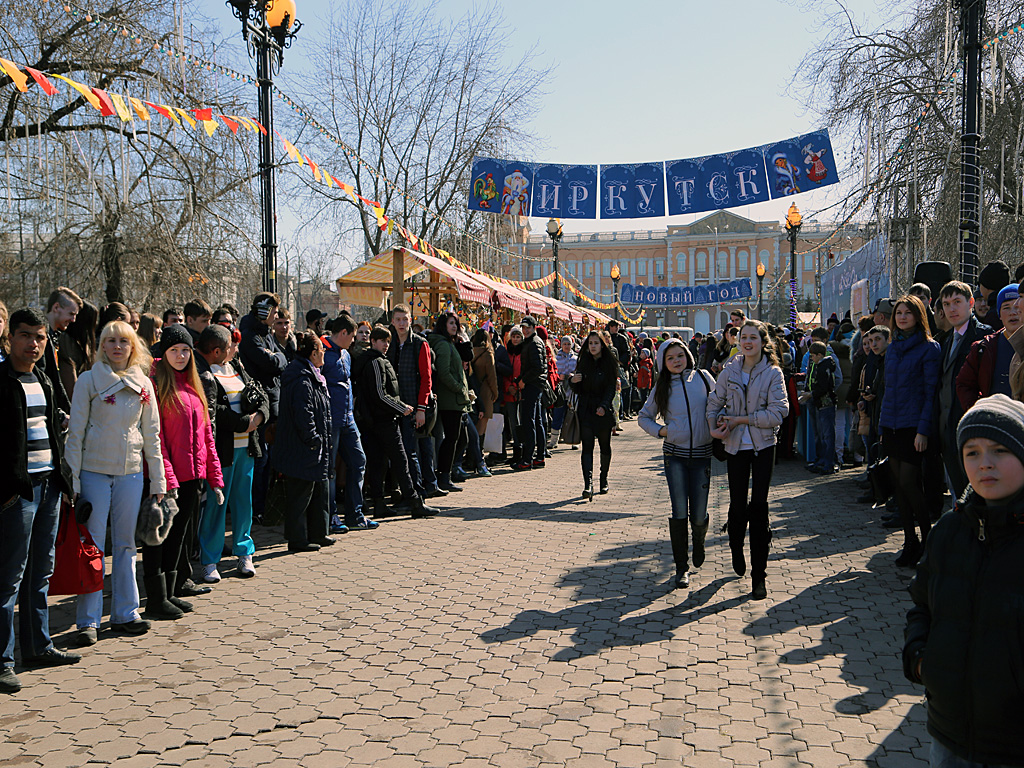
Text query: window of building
697 252 707 272
717 252 727 278
677 256 686 274
586 263 594 277
738 251 748 273
602 261 611 277
638 261 647 276
532 263 541 279
655 260 665 276
804 253 814 271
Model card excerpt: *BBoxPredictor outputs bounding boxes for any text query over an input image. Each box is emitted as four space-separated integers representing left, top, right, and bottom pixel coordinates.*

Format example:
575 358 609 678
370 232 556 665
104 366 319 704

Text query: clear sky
206 0 893 249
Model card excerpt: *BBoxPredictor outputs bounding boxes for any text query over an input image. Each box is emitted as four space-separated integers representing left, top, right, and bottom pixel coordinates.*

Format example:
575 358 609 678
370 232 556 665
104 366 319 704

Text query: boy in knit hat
904 394 1024 767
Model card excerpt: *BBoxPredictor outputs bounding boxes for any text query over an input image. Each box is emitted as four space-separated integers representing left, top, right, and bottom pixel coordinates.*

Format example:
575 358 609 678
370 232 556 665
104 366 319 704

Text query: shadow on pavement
450 499 645 524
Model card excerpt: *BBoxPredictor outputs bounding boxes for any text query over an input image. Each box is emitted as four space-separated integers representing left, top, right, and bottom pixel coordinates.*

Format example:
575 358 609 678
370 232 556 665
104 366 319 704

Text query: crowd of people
3 267 1024 767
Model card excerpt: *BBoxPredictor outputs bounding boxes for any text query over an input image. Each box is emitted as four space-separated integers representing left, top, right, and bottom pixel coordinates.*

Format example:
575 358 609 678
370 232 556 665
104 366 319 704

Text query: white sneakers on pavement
237 556 255 578
202 564 221 583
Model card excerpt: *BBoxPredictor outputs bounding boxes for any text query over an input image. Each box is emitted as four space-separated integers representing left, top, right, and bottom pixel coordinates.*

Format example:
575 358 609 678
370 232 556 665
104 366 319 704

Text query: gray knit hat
160 323 193 350
957 394 1024 467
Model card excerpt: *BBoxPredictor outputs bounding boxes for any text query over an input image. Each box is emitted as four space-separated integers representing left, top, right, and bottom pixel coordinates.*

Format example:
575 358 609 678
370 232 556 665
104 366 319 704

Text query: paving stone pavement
1 421 930 767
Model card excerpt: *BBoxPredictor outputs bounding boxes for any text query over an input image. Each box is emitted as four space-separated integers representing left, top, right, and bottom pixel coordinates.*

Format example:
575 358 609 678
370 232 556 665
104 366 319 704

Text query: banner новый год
619 280 753 307
468 129 838 219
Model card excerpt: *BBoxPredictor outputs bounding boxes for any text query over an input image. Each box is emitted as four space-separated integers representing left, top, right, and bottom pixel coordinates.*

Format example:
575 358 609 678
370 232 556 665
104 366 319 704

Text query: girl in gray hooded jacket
639 339 715 589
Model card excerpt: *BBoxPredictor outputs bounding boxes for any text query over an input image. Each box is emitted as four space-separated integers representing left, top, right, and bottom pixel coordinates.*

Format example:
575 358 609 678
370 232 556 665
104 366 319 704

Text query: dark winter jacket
0 359 72 502
939 316 992 442
809 355 837 409
428 334 472 412
322 338 354 425
352 347 409 424
239 312 288 421
879 330 941 436
201 360 268 465
571 354 617 428
610 331 632 369
904 488 1024 766
956 331 1007 413
271 358 332 482
519 333 549 390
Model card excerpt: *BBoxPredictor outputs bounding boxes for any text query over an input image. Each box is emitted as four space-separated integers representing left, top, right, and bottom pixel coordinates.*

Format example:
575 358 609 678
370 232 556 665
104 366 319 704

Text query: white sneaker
237 556 255 578
202 564 221 583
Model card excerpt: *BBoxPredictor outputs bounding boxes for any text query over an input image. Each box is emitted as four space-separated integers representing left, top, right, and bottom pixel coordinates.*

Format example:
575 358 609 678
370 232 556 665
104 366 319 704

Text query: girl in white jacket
639 339 715 589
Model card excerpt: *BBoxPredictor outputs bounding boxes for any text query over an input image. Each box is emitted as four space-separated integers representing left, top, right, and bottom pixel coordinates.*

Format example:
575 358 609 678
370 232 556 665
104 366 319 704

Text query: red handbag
49 501 104 596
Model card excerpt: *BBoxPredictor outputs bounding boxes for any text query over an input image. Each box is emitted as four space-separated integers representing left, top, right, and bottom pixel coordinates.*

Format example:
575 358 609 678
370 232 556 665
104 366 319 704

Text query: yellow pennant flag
174 108 196 128
109 93 132 122
160 105 181 125
323 172 334 188
51 74 102 110
0 59 28 92
373 206 386 229
231 115 257 132
128 97 150 121
201 119 218 137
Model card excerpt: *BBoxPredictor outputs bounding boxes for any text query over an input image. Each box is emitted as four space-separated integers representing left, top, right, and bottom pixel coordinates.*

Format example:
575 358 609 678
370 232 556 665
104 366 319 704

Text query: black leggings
437 409 466 476
142 478 202 583
580 422 612 482
726 447 775 581
883 428 930 545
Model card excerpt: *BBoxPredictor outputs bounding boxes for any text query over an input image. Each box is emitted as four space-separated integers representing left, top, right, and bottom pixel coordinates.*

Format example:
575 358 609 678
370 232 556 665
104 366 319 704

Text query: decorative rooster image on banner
472 172 497 209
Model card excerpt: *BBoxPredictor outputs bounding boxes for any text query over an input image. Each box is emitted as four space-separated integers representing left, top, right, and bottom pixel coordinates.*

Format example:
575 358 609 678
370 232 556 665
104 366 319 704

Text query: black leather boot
165 571 194 613
668 518 689 588
143 573 183 620
691 518 709 569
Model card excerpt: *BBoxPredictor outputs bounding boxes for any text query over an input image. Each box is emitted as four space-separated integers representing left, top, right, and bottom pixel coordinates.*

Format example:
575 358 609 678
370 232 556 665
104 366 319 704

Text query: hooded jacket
239 312 288 420
809 354 837 409
879 329 941 436
155 367 224 491
352 347 409 424
272 358 332 482
322 337 355 425
706 354 789 454
65 361 166 495
904 488 1024 765
638 345 713 453
428 333 472 412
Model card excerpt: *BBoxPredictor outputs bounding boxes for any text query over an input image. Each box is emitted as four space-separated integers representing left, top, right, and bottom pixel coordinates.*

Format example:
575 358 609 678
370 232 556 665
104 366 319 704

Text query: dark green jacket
428 334 471 412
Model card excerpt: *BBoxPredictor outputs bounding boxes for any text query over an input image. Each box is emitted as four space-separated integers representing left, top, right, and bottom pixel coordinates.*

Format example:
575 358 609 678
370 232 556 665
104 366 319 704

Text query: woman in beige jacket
471 330 498 436
64 320 166 645
706 320 788 601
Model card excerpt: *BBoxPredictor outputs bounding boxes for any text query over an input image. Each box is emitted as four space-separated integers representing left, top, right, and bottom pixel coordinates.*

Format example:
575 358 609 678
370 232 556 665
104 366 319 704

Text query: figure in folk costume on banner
473 173 497 209
772 153 801 197
803 143 829 184
501 170 531 216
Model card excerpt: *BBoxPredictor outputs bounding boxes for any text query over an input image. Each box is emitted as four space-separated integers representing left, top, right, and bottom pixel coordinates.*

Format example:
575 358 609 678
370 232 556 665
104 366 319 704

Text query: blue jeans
664 455 711 524
551 405 567 431
418 435 437 493
199 448 255 565
77 471 144 628
930 739 1015 768
813 404 836 469
1 476 60 668
333 418 367 524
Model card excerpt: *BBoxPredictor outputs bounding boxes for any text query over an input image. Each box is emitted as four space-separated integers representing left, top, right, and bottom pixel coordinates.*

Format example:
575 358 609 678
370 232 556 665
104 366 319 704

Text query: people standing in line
706 320 789 600
239 293 288 524
353 326 438 519
42 286 81 420
182 299 213 345
500 326 523 465
879 295 942 568
551 335 578 449
516 316 550 470
144 324 224 612
571 331 618 498
957 284 1022 412
65 320 166 644
273 331 336 552
163 308 183 327
387 305 434 499
305 309 327 336
195 324 267 583
0 309 82 693
639 339 714 589
606 320 634 419
904 394 1024 768
429 313 473 490
803 341 839 475
322 314 376 531
471 329 499 453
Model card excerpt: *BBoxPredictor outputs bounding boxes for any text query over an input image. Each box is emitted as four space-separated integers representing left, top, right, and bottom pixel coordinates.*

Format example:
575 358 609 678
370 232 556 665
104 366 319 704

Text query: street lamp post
610 263 621 322
227 0 302 295
784 203 802 327
546 218 563 301
756 261 766 320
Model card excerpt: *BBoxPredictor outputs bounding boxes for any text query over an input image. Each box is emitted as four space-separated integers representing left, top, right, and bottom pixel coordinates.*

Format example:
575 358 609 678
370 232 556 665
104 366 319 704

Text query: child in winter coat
803 341 838 474
636 349 655 406
904 395 1024 767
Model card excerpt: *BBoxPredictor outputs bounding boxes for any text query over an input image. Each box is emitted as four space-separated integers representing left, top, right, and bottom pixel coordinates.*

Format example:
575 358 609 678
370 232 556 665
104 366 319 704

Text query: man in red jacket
957 284 1022 415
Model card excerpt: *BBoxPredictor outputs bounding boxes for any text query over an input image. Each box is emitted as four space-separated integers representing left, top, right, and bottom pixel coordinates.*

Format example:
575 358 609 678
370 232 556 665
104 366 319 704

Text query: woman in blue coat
879 295 941 567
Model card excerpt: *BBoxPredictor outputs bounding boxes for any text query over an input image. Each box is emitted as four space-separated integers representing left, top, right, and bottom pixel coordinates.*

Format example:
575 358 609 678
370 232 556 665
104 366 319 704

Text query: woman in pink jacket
141 325 224 620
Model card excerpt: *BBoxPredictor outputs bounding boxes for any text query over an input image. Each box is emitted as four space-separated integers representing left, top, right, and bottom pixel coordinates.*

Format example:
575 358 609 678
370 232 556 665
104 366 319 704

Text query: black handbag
240 378 268 415
867 443 892 503
415 393 438 437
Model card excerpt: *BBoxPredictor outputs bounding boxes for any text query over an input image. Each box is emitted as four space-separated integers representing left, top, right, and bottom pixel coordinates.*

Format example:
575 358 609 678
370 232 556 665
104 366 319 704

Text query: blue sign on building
619 280 753 307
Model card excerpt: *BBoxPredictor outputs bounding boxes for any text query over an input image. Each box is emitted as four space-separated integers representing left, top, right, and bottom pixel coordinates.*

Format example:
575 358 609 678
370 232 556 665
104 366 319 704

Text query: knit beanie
996 283 1019 315
161 323 193 350
979 260 1011 293
957 394 1024 468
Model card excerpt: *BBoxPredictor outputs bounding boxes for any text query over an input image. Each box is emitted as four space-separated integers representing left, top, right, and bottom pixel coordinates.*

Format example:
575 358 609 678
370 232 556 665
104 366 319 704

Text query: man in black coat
936 281 991 498
0 308 80 694
516 316 550 470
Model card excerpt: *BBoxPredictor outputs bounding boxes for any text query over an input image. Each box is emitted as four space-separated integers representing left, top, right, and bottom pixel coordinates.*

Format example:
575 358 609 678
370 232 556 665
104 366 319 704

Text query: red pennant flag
250 118 267 135
24 67 57 96
218 115 239 134
91 88 117 117
144 101 175 121
192 107 214 121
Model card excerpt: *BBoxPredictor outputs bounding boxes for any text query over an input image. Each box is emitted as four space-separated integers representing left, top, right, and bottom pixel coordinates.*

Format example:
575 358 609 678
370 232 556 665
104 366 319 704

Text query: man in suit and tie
936 281 992 497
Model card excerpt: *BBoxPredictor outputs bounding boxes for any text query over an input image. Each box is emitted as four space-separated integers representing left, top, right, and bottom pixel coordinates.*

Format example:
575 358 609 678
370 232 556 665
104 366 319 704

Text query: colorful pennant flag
0 59 28 92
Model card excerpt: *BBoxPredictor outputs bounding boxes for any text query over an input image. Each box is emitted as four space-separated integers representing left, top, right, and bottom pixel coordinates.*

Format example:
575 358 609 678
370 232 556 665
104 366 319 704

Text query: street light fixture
227 0 303 295
610 263 621 322
546 217 563 301
784 203 802 327
756 261 766 320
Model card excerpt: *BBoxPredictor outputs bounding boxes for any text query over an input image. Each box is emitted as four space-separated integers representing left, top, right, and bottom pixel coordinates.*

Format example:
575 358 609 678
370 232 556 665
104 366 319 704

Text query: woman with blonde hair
144 325 223 616
65 320 165 644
